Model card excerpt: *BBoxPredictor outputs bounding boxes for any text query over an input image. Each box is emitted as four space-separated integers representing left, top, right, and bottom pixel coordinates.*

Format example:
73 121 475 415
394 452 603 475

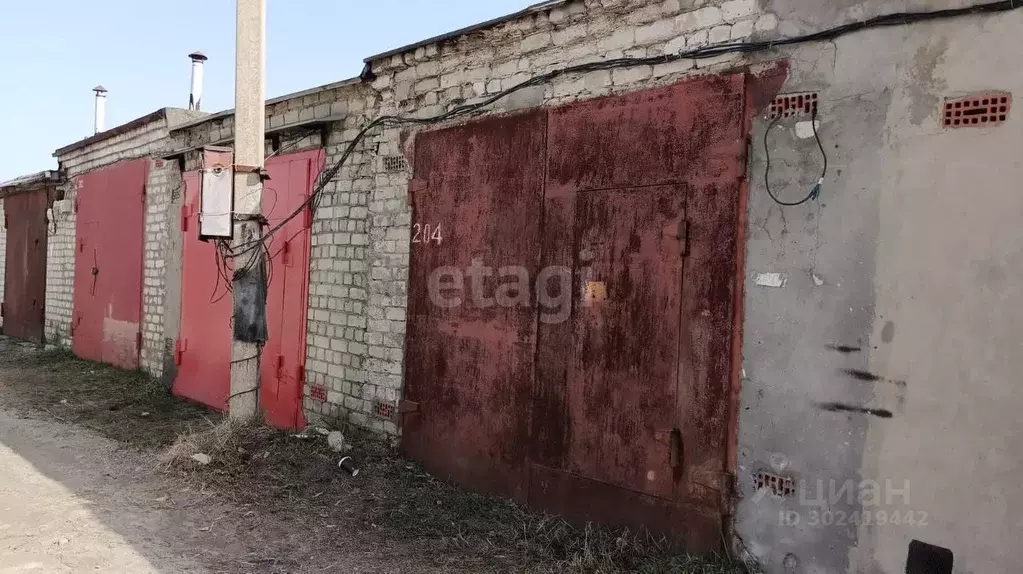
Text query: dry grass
0 341 213 448
0 338 750 573
161 419 746 573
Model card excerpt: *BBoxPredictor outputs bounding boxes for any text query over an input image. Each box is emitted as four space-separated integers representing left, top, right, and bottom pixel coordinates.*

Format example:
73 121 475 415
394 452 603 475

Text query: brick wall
139 159 182 377
44 192 76 347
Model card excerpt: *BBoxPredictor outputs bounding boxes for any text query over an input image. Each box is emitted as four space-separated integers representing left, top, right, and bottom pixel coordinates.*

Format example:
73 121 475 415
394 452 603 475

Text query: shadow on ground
0 336 745 573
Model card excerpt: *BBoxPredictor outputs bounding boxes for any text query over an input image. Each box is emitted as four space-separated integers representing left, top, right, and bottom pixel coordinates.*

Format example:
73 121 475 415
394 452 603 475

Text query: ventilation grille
310 385 327 403
755 471 796 497
383 154 409 172
375 400 396 419
943 92 1011 128
767 92 819 120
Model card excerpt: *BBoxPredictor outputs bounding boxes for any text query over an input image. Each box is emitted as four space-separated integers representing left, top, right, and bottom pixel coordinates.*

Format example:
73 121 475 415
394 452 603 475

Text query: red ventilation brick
310 385 327 402
375 400 396 419
755 471 797 498
943 92 1011 128
767 92 819 120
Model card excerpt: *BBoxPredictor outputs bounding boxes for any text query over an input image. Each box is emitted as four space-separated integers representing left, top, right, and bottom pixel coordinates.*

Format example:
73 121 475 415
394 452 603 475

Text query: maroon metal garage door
72 159 148 369
404 111 546 502
3 189 50 344
404 74 748 550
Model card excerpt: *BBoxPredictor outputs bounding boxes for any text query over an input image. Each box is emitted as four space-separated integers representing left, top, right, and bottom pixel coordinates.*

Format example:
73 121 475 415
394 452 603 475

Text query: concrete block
709 24 732 44
636 19 678 44
755 13 778 31
731 18 754 40
626 5 664 25
664 35 687 54
521 32 552 53
677 6 722 31
721 0 758 22
598 28 635 52
612 65 653 86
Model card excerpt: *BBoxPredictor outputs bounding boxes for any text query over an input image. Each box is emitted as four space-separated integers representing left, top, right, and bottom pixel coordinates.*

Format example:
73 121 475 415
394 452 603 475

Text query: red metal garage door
403 111 547 502
173 149 321 429
260 149 322 429
3 189 50 344
404 75 748 549
173 169 232 409
72 159 148 369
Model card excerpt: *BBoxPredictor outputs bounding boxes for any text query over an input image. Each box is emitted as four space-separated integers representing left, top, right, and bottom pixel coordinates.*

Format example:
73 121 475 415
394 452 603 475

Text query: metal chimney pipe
92 85 107 134
188 51 208 110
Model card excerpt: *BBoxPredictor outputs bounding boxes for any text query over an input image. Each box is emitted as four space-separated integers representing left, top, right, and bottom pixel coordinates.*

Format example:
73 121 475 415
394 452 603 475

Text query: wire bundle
215 0 1020 264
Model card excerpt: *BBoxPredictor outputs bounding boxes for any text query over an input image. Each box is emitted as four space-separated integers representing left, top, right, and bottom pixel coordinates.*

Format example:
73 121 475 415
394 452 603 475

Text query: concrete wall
736 2 1023 573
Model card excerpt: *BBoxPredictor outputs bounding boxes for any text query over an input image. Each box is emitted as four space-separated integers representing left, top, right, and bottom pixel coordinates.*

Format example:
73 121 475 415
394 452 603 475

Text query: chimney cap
93 85 108 94
188 51 208 62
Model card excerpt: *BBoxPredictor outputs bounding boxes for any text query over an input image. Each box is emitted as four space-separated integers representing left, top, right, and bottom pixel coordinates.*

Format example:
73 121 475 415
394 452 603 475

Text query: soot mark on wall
816 402 894 419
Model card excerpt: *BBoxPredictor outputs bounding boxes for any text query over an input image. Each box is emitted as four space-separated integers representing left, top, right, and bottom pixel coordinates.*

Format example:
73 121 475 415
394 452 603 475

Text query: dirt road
0 408 391 573
0 339 738 574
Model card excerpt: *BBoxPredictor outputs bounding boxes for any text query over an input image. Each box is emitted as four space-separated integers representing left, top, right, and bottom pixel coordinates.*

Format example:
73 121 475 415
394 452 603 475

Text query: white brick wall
140 160 180 377
44 191 75 347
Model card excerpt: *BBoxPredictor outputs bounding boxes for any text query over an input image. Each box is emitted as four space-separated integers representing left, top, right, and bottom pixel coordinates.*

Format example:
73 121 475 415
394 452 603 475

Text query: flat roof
363 0 568 64
168 76 362 134
0 170 61 195
53 109 168 157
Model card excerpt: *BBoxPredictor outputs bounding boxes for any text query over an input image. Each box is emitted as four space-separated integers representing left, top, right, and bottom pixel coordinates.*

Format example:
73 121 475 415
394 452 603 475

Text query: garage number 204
413 223 443 246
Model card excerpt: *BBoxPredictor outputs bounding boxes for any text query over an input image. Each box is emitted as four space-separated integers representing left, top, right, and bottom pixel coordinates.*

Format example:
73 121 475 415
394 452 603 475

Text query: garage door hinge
174 338 187 365
1 302 5 318
180 206 190 232
407 179 427 207
304 205 313 228
136 331 143 351
399 400 420 413
73 197 79 214
282 240 293 266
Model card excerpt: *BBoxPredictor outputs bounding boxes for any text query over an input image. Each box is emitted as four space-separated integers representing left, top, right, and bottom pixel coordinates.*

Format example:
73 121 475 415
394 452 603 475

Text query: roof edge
169 76 363 134
363 0 567 64
0 170 62 195
54 109 169 158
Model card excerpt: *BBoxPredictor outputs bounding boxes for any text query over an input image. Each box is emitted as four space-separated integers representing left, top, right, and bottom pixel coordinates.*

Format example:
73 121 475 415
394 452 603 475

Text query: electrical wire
764 107 828 206
214 0 1022 261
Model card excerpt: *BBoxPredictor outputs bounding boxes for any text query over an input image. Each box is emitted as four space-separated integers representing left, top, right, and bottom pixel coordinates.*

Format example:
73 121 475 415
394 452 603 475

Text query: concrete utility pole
229 0 267 420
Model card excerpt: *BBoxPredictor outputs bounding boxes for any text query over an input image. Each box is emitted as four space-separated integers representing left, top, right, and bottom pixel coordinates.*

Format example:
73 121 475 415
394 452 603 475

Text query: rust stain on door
403 110 546 502
403 73 751 550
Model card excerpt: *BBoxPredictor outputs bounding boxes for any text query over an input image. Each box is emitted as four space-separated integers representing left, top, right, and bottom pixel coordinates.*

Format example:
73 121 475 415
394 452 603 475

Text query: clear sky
0 0 535 181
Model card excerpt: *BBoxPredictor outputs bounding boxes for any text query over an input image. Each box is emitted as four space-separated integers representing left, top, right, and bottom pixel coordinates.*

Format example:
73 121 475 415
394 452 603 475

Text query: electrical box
199 147 234 239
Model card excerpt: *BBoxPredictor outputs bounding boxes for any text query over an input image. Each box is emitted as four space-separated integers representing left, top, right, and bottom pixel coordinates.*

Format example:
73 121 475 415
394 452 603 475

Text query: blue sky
0 0 534 181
